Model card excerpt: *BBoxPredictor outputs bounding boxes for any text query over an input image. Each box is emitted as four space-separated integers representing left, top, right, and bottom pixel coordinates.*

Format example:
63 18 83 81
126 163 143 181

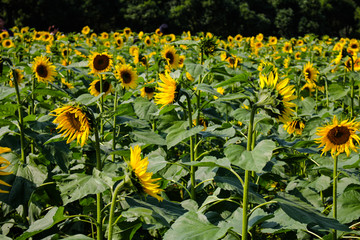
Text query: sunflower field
1 26 360 240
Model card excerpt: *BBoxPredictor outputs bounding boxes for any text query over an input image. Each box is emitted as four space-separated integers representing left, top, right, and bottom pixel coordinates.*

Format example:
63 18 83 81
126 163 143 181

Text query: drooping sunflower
315 115 360 157
32 55 57 83
129 145 163 201
50 104 92 147
161 45 179 69
259 71 296 123
283 119 305 135
9 69 24 87
303 62 318 84
115 64 138 89
88 52 113 75
88 79 113 96
154 71 178 108
0 147 12 193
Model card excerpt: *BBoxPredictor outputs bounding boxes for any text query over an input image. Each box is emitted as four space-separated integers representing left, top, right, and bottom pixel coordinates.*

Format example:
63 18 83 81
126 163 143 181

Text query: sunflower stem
112 90 118 162
350 55 355 118
99 76 104 136
242 106 257 240
108 180 125 240
323 75 329 109
332 154 338 240
184 91 196 200
13 70 26 164
94 125 103 240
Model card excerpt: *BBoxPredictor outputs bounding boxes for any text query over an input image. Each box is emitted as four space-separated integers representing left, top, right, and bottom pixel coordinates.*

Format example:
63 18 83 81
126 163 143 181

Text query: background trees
0 0 359 37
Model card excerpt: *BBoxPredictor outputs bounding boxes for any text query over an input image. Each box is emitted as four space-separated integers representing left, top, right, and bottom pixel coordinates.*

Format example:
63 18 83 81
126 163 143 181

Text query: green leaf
54 169 109 205
133 98 158 120
328 84 349 101
163 211 229 240
275 193 349 231
0 104 18 117
166 121 203 149
61 235 93 240
76 93 104 106
16 207 67 240
307 175 331 192
195 83 222 97
214 92 248 102
131 130 166 146
335 190 360 224
215 72 249 88
182 156 231 170
185 62 205 80
33 88 69 98
225 140 275 172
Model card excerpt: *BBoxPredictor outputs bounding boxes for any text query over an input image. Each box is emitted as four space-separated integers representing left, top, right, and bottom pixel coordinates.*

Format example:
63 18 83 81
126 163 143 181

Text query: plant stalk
108 180 125 240
333 154 338 240
94 125 103 240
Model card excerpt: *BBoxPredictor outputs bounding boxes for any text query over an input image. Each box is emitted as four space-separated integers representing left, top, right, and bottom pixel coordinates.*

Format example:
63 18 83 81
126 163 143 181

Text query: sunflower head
141 80 156 100
161 45 179 69
31 55 57 83
199 36 218 56
88 78 113 96
316 115 360 157
303 62 318 83
154 71 179 108
88 52 113 75
9 69 24 87
50 104 93 147
283 119 305 135
127 145 163 201
0 147 12 193
81 26 90 35
115 64 138 90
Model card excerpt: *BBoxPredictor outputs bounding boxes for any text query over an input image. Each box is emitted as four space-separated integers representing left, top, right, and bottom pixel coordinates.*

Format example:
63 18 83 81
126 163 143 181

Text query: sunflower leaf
166 121 204 149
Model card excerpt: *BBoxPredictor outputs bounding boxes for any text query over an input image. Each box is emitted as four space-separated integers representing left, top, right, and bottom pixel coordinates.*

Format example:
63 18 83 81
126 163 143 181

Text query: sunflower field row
0 26 360 240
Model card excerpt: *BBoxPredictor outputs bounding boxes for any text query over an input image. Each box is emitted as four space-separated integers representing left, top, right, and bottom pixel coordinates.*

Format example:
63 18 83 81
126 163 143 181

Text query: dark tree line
1 0 360 38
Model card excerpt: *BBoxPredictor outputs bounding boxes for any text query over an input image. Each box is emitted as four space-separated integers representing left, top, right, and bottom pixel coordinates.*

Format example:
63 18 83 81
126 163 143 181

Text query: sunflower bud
199 36 218 56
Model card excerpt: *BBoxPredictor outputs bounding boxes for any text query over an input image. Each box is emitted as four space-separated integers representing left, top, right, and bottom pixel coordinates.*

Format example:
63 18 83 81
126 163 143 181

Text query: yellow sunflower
115 64 138 89
50 104 92 147
282 42 293 53
283 119 305 135
2 39 14 48
259 71 296 123
88 52 113 75
315 115 360 157
129 145 163 201
141 81 155 100
161 45 179 69
114 37 124 49
82 26 90 35
154 71 177 108
0 147 12 193
88 79 113 96
9 69 24 87
32 55 57 83
123 27 132 37
303 62 318 84
144 36 152 47
61 78 74 89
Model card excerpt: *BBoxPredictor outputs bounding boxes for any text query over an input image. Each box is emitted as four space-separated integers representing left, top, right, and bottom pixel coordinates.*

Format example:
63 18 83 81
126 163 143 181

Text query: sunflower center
294 121 302 129
121 71 132 83
95 80 110 93
327 126 350 145
305 69 311 79
165 52 174 64
36 64 48 78
351 43 358 49
93 55 110 71
144 86 154 93
65 112 82 131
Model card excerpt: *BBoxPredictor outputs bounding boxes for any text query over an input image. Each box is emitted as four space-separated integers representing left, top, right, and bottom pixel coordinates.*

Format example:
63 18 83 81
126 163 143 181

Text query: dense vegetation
1 0 360 38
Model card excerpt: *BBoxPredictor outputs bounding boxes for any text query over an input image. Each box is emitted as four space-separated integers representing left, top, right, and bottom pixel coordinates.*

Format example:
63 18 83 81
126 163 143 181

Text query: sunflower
9 69 24 87
0 147 12 193
114 37 124 48
348 39 359 52
88 79 112 96
129 145 163 201
123 27 132 37
282 42 293 53
259 71 296 123
161 45 179 69
154 71 177 108
115 64 138 89
88 52 113 75
235 34 243 42
61 78 74 89
32 55 57 83
283 119 305 135
144 36 152 47
50 104 92 147
82 26 90 35
315 115 360 157
186 72 195 81
155 28 163 36
303 62 318 84
141 80 156 100
2 39 14 48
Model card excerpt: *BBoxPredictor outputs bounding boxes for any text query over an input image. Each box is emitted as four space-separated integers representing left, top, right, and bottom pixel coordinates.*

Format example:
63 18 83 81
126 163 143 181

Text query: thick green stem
99 77 104 135
94 126 103 240
350 56 355 118
333 154 338 240
13 72 26 164
324 75 329 109
112 91 118 162
108 181 125 240
242 106 257 240
184 91 196 200
31 76 36 115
